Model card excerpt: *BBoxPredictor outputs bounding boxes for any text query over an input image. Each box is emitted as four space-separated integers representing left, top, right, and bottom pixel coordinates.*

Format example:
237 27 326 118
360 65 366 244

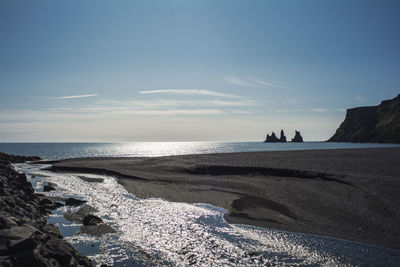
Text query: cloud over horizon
138 89 242 98
224 76 289 89
57 94 98 99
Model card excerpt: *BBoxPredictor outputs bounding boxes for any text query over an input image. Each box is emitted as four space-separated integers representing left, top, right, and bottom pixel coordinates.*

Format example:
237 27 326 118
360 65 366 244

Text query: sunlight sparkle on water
15 163 400 266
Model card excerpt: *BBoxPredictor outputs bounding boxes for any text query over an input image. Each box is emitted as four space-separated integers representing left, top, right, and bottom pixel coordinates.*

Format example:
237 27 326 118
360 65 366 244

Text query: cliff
328 94 400 143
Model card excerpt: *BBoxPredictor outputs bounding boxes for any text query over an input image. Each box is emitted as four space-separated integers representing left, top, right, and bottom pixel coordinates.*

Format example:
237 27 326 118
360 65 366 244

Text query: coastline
49 147 400 249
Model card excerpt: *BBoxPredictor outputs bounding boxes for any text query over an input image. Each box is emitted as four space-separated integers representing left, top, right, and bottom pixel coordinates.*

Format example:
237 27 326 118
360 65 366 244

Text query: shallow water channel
15 163 400 266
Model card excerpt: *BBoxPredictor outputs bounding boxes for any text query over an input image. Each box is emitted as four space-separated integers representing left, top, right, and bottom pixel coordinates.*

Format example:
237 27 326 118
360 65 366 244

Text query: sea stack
279 129 287 142
328 94 400 143
291 131 303 142
264 132 280 142
264 130 288 143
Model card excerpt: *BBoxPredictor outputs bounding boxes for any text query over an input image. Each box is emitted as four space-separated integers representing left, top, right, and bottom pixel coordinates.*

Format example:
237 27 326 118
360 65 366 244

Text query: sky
1 0 399 142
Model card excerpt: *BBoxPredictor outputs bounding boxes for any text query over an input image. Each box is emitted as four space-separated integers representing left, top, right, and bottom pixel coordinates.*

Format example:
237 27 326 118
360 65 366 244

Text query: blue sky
1 0 399 142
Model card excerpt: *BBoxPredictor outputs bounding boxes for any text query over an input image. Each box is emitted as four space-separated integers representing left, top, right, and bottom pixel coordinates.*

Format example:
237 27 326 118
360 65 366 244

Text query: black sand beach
50 147 400 249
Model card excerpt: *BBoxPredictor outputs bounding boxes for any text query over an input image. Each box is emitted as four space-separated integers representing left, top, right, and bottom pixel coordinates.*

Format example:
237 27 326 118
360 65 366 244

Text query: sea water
1 141 400 159
14 161 400 266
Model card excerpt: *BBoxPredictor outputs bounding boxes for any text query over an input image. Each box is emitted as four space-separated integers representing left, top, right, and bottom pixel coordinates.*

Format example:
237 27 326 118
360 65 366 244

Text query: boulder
43 185 56 192
64 205 97 223
79 224 116 237
83 214 103 226
65 198 87 206
0 152 92 266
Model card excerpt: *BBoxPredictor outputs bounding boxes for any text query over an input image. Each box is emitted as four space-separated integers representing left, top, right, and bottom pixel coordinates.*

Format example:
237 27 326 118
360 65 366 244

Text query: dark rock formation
264 132 280 143
0 152 92 266
43 185 56 192
64 205 98 223
291 131 304 142
264 130 302 143
78 223 116 237
63 206 116 237
0 152 40 164
279 130 287 142
328 94 400 143
265 130 288 143
83 214 103 226
65 197 87 206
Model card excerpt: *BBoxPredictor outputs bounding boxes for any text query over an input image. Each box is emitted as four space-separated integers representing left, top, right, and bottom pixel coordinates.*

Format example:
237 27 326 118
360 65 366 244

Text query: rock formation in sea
279 129 287 142
265 130 303 143
264 132 280 142
0 152 92 266
291 131 304 142
328 94 400 143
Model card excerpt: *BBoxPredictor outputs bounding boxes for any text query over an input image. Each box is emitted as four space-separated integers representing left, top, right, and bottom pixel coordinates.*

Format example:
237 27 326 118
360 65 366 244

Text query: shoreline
49 147 400 249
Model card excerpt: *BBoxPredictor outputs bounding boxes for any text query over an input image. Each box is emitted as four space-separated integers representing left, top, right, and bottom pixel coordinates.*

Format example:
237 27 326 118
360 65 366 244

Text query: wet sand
50 147 400 249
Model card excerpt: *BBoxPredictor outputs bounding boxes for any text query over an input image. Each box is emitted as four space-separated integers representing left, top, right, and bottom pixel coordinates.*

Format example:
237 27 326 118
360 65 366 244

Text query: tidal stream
15 163 400 266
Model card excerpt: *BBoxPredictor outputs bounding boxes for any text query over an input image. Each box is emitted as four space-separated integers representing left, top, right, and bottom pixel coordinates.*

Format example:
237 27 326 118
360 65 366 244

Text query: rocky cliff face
328 94 400 143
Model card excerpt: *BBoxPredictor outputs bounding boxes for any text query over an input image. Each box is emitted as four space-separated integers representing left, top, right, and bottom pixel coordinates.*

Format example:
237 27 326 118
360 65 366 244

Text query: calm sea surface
1 141 400 159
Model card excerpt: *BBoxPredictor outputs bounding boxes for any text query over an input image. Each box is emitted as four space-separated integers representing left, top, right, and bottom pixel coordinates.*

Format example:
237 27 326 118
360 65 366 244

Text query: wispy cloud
247 77 288 89
311 108 328 113
96 98 257 109
232 110 252 114
224 76 255 87
224 76 289 89
57 94 98 99
126 109 224 116
138 89 241 98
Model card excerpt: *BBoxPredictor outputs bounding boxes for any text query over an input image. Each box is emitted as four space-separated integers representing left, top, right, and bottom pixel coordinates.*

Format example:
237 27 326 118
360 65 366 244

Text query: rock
0 152 41 164
39 198 53 206
64 205 97 223
65 198 87 206
78 224 116 237
78 176 104 183
0 212 18 229
264 130 288 143
0 238 9 256
279 129 287 142
38 197 63 214
47 182 57 187
291 130 304 142
328 94 400 143
43 185 56 192
40 224 62 238
264 132 280 143
0 152 92 266
83 214 103 226
8 237 38 254
39 237 92 266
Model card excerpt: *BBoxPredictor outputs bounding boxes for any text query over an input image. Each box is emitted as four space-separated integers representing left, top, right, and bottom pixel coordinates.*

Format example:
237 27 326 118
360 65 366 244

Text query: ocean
1 141 400 159
4 142 400 266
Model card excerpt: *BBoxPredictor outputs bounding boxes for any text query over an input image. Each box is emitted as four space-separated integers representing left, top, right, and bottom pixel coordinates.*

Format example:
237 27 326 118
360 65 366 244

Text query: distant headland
264 130 303 143
328 94 400 143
